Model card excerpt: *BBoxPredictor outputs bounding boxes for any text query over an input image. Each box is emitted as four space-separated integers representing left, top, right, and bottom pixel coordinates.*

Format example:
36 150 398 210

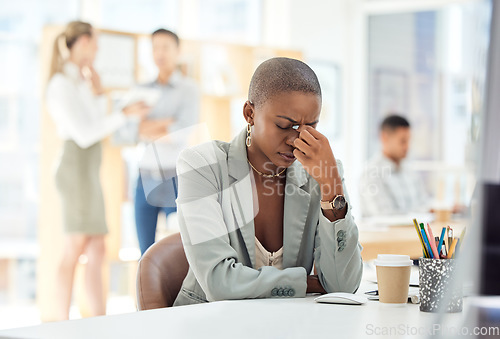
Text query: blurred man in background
359 115 429 217
126 28 200 255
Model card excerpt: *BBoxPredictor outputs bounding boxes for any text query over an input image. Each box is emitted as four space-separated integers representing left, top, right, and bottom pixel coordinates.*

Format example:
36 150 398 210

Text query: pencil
441 240 447 258
427 224 440 259
459 227 466 243
453 239 460 258
437 227 446 257
447 238 459 259
420 223 434 258
447 226 453 253
413 218 429 258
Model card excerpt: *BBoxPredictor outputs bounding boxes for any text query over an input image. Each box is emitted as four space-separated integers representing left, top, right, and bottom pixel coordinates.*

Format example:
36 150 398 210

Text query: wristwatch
320 195 346 211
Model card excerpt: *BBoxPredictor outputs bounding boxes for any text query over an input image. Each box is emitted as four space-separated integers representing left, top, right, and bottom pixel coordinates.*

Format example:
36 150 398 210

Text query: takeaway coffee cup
375 254 412 304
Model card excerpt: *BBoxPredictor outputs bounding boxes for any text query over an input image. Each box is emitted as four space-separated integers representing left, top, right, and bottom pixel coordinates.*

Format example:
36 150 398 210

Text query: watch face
333 195 346 210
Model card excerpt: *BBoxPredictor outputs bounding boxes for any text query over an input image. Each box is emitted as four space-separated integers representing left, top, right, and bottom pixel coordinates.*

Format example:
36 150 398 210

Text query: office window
367 11 440 161
197 0 262 45
99 0 179 33
366 1 490 207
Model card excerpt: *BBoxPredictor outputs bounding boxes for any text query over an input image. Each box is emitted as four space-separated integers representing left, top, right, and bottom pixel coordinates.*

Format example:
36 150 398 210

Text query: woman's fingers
300 125 324 140
298 128 317 146
293 138 312 155
294 126 324 157
293 148 307 163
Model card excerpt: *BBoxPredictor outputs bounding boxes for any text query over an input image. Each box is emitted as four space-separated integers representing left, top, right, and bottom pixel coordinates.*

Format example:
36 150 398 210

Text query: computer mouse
314 292 368 305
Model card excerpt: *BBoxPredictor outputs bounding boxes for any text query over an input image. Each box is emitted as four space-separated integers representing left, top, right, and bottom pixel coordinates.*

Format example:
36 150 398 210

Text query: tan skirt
55 140 107 234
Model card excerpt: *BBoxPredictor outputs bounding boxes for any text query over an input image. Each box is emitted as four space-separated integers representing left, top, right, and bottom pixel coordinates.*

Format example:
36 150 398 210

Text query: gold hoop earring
246 123 252 147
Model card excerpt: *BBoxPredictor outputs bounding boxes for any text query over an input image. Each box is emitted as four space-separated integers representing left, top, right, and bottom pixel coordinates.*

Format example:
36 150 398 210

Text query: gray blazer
173 128 363 306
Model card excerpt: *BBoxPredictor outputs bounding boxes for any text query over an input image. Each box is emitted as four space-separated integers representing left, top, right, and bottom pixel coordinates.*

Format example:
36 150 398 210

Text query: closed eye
276 122 318 130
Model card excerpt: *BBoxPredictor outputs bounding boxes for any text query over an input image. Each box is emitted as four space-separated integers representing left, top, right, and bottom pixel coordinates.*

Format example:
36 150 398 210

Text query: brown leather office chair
136 232 189 310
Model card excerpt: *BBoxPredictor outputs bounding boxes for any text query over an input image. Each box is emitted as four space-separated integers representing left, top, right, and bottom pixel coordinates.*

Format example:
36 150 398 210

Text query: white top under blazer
254 237 284 270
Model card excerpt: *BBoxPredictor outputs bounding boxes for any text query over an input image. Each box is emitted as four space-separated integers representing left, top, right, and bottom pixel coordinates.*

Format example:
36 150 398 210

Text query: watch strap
320 200 334 210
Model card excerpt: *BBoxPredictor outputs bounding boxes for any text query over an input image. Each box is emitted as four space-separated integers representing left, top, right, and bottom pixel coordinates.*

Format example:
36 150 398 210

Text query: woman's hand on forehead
293 125 340 187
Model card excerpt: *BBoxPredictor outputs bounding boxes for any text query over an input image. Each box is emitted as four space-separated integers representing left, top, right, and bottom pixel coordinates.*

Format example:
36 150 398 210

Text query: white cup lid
374 254 412 267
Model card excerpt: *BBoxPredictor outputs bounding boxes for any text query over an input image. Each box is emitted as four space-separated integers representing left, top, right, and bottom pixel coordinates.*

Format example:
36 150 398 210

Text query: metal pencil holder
419 257 463 313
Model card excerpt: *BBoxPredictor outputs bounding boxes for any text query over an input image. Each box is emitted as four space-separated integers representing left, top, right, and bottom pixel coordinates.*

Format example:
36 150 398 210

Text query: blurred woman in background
46 21 144 320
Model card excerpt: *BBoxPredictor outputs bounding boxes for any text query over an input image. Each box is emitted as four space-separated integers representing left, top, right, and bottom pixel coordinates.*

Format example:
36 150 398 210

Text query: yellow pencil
447 238 459 259
459 227 466 243
413 218 429 258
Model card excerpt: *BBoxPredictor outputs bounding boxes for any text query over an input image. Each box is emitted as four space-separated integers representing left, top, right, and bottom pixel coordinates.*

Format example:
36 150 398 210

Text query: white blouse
254 237 283 270
46 62 126 149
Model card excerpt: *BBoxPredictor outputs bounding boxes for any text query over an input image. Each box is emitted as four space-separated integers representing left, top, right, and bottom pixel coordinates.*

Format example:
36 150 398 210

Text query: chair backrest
136 232 189 310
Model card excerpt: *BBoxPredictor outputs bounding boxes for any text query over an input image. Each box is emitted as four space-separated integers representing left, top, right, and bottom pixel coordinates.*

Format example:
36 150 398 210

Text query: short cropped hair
380 114 410 132
152 28 180 46
248 57 321 108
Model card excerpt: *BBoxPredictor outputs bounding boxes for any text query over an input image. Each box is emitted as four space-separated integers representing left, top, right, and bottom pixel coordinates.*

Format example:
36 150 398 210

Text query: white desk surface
0 280 469 339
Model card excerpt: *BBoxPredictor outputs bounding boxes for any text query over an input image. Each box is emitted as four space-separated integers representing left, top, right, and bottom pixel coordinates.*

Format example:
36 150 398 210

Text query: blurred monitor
479 0 500 296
